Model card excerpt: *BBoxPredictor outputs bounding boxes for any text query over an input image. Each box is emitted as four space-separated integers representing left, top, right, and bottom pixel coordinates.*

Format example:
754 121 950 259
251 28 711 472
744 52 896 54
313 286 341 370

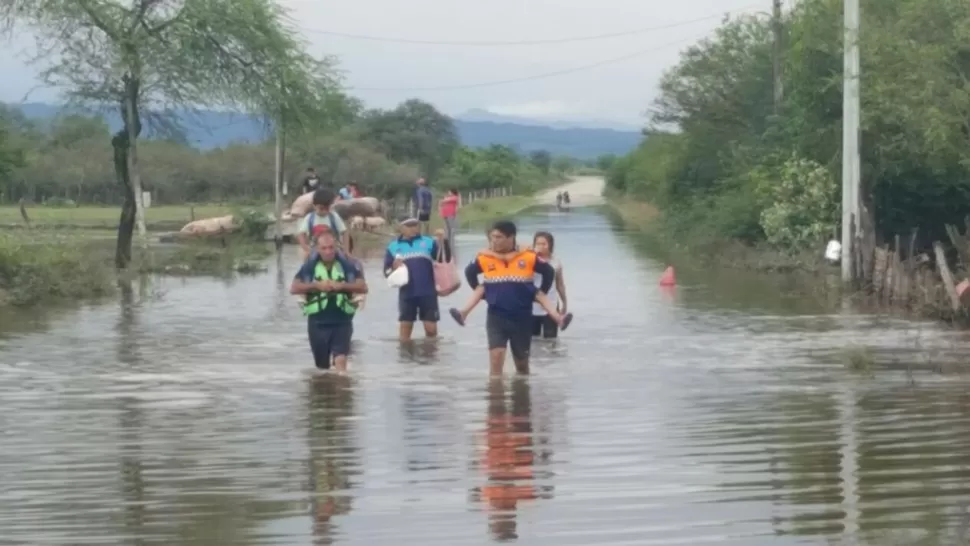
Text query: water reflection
116 279 147 544
10 211 970 544
306 375 359 546
472 378 547 541
398 338 441 364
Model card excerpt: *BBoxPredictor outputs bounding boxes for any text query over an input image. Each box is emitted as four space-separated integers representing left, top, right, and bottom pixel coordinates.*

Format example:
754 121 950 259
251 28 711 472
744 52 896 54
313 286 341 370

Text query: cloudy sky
0 0 771 127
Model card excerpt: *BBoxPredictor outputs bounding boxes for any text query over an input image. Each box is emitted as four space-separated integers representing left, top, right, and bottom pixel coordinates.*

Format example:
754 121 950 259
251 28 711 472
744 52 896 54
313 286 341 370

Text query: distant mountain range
455 108 642 132
8 102 643 159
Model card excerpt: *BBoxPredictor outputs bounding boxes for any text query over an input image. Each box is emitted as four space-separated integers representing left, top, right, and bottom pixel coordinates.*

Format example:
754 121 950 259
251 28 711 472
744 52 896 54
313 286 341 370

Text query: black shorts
307 320 353 369
486 312 533 361
418 211 431 223
399 293 440 323
531 314 559 339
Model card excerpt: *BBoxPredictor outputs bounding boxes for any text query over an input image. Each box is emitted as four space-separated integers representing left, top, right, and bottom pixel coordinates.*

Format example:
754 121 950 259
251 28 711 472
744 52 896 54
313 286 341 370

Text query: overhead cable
303 6 759 46
349 34 706 92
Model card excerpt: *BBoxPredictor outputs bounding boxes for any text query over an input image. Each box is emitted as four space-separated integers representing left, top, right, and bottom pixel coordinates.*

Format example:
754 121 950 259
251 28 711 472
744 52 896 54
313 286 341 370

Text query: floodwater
3 209 970 546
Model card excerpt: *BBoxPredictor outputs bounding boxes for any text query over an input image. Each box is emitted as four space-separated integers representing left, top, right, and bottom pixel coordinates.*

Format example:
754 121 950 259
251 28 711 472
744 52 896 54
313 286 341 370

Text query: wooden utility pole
841 0 861 282
274 121 285 249
772 0 784 113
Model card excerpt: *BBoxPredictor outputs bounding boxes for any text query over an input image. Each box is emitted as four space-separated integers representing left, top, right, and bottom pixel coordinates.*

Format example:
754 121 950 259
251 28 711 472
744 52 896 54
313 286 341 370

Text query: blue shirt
414 186 433 213
295 257 362 324
384 235 439 299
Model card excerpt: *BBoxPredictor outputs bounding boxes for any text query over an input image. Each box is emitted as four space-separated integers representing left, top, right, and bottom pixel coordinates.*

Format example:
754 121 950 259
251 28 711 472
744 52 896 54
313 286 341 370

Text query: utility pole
772 0 784 114
841 0 861 282
274 120 285 249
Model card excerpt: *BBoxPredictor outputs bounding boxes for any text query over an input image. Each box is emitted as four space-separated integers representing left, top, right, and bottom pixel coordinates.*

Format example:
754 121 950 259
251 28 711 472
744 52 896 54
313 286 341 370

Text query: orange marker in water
659 266 676 286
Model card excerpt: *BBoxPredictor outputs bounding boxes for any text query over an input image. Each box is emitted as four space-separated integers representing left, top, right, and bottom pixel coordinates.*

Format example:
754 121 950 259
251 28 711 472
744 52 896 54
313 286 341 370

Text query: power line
302 6 758 46
349 35 705 92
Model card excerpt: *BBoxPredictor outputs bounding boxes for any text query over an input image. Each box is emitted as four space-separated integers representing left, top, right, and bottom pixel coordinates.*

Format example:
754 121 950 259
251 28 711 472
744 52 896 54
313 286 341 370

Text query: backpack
307 211 340 243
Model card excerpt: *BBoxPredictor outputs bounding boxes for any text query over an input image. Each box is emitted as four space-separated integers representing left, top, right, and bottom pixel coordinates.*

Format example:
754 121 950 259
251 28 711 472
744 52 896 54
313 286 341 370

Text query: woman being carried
448 231 572 330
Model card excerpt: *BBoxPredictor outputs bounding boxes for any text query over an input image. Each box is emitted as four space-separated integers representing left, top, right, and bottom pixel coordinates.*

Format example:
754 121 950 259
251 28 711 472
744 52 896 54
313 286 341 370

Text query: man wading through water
464 220 556 375
384 215 441 341
290 232 368 373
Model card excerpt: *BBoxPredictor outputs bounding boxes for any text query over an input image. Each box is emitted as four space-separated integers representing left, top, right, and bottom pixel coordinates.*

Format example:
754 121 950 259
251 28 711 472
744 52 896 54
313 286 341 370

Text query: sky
0 0 771 128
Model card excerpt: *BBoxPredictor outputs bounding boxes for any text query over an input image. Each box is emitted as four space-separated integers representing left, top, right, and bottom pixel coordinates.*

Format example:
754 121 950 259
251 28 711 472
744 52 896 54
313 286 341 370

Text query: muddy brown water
3 209 970 545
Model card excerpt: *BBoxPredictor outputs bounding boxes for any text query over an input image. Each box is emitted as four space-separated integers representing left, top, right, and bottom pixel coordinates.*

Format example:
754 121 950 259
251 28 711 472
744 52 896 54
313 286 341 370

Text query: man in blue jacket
412 177 433 235
384 215 441 341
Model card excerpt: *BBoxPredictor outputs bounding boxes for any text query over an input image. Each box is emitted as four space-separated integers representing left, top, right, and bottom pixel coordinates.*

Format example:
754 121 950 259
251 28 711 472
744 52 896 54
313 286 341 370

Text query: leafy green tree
551 156 576 174
611 0 970 251
358 99 458 181
0 120 25 188
47 115 111 150
595 154 617 172
528 149 551 175
1 0 346 268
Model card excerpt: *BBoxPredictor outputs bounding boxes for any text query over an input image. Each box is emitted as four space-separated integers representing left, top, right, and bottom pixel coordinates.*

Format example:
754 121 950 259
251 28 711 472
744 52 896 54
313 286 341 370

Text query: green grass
0 229 274 307
140 237 272 276
2 204 234 230
7 196 538 234
0 233 117 306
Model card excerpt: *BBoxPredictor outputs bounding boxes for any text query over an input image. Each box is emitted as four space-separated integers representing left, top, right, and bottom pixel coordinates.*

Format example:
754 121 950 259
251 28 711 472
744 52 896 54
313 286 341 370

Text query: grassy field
0 194 546 307
6 195 536 232
2 204 234 230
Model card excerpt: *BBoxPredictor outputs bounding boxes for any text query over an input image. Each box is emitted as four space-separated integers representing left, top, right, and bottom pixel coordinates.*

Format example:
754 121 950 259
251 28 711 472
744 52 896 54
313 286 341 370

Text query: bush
757 156 837 251
232 207 272 240
0 235 115 305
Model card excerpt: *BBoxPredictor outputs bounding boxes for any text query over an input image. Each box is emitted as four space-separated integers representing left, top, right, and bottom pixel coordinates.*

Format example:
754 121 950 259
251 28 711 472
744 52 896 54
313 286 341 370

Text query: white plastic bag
387 265 409 288
824 239 842 262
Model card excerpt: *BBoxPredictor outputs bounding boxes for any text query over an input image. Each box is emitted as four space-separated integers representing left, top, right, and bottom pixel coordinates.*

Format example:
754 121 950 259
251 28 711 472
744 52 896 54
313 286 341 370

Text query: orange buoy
659 266 676 286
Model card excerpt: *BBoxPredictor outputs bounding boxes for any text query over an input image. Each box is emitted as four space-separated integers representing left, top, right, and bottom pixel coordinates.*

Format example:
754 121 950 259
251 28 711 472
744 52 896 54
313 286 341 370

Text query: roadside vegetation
607 0 970 272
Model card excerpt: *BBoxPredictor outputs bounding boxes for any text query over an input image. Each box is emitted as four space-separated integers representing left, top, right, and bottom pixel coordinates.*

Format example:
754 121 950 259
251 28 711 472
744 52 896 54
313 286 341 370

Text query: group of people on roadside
411 177 461 254
301 167 362 202
288 170 572 376
554 191 571 211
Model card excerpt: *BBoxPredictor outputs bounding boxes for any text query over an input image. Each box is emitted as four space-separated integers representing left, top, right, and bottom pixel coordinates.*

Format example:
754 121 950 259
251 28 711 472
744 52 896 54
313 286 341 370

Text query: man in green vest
290 232 368 373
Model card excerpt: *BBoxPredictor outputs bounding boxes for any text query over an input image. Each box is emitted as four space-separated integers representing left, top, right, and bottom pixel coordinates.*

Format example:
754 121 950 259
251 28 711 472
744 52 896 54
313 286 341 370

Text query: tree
358 99 458 181
0 120 25 186
612 1 970 250
0 0 346 268
595 154 617 172
528 149 551 175
47 114 111 149
551 155 576 174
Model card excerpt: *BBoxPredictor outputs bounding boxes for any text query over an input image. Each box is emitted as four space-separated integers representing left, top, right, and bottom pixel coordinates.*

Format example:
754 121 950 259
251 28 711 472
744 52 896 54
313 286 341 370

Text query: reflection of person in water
306 375 359 545
471 378 540 541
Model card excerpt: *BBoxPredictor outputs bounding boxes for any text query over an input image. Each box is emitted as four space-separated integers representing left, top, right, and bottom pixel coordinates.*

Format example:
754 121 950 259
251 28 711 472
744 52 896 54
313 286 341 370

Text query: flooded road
4 209 970 545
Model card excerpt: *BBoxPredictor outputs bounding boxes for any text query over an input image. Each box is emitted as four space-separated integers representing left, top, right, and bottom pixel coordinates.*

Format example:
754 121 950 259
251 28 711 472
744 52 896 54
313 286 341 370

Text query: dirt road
537 175 606 207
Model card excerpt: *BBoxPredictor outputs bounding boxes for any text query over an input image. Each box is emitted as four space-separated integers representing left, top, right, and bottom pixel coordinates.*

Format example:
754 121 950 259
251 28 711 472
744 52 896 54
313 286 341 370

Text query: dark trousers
307 320 353 369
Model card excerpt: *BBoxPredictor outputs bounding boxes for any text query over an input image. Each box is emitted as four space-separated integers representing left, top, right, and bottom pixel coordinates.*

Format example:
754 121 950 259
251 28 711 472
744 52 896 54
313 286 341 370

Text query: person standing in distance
290 232 368 373
384 215 441 341
301 167 321 195
439 188 460 258
412 177 433 235
464 220 556 376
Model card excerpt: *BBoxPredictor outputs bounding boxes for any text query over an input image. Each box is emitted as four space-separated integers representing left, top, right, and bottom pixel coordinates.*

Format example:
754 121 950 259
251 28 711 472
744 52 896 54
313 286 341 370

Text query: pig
288 191 315 218
364 216 386 231
179 215 236 235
